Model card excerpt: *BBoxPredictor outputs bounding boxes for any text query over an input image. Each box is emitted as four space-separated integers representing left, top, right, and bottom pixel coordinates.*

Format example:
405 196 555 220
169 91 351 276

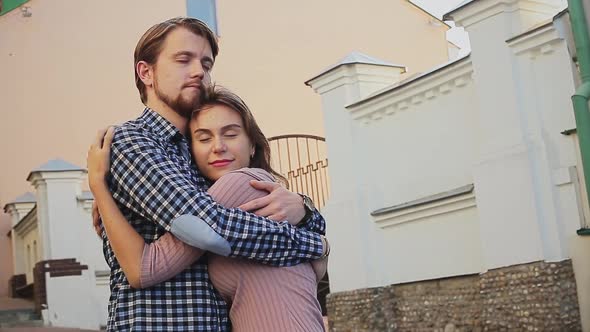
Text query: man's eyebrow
172 51 214 64
173 51 195 57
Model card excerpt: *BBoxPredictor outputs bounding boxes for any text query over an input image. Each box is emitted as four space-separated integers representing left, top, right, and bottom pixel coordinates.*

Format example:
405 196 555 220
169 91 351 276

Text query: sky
411 0 471 53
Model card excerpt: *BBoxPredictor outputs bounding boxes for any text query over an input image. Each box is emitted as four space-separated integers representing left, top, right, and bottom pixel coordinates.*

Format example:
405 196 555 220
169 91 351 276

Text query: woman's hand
87 126 115 192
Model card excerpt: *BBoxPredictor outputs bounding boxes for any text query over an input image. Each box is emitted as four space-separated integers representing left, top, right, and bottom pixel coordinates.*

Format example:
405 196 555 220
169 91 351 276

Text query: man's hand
238 180 305 225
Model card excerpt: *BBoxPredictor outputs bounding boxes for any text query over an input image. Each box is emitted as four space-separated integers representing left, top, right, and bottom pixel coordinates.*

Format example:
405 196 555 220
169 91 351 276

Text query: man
97 17 327 331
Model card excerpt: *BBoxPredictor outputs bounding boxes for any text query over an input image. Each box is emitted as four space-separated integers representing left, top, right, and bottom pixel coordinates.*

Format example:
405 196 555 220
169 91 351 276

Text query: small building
4 159 109 329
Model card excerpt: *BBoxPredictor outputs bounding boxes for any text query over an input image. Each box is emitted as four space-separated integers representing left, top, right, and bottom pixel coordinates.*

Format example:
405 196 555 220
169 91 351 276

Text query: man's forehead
161 27 213 56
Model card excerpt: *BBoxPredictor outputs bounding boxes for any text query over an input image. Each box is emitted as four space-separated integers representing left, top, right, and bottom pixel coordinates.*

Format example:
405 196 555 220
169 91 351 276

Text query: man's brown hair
134 17 219 104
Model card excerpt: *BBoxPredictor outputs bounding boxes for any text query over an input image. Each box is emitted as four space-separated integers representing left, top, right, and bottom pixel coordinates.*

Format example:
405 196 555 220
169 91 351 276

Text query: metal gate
267 134 330 210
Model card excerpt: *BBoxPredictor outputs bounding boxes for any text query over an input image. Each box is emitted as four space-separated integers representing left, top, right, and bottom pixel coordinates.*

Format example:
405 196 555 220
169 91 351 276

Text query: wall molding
372 185 476 229
348 58 474 125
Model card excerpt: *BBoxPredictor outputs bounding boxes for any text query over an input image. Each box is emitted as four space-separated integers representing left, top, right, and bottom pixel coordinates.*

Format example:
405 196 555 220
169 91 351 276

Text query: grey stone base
327 260 581 331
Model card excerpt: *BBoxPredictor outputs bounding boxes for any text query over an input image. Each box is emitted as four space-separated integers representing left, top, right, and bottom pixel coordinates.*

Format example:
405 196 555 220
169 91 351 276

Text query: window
186 0 218 35
0 0 29 16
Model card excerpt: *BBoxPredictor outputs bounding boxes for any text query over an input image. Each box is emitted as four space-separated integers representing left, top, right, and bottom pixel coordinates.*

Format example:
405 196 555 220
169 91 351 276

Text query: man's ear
136 61 154 87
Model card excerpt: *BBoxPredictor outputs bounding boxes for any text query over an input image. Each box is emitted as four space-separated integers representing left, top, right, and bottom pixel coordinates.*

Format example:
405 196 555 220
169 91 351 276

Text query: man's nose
190 60 205 79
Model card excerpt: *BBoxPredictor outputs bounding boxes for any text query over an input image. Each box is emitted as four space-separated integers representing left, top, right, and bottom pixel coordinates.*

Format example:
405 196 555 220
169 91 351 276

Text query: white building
307 0 590 330
4 159 109 330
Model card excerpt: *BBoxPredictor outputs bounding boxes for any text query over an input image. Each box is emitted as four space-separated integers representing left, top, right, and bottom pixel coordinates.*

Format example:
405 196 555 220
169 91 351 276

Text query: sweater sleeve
139 168 274 287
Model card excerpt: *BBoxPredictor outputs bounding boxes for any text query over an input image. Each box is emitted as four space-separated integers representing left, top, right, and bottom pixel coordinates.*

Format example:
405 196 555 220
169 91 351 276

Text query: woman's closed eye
196 135 212 143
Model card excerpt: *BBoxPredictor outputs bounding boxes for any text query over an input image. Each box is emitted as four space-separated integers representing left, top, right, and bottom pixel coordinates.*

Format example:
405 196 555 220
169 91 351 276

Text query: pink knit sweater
139 168 325 332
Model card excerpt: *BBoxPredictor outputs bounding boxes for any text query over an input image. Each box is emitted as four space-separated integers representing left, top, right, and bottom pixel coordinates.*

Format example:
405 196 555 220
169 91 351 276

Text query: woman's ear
137 61 154 87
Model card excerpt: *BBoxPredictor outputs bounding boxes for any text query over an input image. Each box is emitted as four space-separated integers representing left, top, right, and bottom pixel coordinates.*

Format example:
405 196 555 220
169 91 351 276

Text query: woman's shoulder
226 167 275 182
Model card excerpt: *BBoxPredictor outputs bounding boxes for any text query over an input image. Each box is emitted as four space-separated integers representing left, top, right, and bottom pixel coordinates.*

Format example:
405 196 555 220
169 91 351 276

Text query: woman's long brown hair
192 85 288 186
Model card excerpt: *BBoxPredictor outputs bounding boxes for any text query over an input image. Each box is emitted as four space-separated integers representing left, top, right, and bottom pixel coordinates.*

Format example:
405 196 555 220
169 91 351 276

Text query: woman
87 85 328 331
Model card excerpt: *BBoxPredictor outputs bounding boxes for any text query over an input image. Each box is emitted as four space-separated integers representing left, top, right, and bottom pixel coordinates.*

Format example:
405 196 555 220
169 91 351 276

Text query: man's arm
109 130 324 266
298 207 326 235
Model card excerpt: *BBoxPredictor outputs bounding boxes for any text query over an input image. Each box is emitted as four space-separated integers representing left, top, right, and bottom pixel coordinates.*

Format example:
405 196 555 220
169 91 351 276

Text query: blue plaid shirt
103 108 326 331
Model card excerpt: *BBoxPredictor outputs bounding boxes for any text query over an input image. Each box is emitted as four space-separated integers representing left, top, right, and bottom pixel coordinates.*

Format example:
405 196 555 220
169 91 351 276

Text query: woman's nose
212 139 227 153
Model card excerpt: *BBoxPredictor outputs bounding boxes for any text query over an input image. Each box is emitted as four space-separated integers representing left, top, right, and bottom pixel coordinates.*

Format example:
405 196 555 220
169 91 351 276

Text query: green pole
568 0 590 234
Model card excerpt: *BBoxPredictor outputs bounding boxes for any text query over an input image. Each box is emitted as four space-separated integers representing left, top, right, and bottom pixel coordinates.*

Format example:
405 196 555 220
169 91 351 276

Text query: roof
443 0 476 21
305 51 406 86
27 158 85 181
3 192 36 212
346 53 471 109
506 6 570 44
30 159 84 172
407 1 451 28
11 192 36 204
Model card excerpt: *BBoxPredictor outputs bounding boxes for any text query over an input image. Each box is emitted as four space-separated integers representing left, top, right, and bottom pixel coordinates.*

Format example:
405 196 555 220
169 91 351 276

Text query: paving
0 298 33 311
0 297 101 331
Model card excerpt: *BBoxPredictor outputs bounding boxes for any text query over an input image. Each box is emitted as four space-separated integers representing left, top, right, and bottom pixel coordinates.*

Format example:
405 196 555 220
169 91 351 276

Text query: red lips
209 159 233 167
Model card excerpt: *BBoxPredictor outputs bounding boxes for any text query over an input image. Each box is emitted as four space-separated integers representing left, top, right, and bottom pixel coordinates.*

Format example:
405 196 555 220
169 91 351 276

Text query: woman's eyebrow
220 124 242 131
193 128 212 134
193 124 241 134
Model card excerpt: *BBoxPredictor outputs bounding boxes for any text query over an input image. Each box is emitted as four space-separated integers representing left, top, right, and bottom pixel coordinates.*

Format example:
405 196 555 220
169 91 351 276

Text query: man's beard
153 77 203 118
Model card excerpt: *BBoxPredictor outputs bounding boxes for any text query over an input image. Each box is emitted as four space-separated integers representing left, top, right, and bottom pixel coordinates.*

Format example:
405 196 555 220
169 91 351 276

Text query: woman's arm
88 127 204 288
310 257 328 283
90 180 145 288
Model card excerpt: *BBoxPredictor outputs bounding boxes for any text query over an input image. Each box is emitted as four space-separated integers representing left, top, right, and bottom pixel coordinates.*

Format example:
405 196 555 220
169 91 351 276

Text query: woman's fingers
93 128 108 148
103 126 115 148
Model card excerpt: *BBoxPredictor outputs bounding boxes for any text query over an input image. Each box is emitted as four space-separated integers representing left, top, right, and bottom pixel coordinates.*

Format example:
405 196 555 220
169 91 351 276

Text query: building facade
307 0 590 330
4 160 108 329
0 0 453 299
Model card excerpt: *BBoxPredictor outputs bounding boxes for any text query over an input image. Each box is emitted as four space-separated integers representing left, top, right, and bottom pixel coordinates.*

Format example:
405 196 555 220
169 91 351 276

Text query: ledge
372 184 474 216
372 184 476 229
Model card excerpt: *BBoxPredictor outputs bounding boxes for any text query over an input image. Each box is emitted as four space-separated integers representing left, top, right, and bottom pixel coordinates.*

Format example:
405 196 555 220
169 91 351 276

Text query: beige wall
0 0 449 295
213 0 450 137
0 0 187 296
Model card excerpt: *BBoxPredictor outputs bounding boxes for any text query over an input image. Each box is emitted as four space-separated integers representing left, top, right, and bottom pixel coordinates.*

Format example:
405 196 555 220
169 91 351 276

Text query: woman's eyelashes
195 132 239 143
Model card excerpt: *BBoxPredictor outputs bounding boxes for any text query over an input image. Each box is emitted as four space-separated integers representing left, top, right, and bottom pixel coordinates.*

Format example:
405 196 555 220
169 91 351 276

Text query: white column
446 0 568 269
27 163 86 261
26 160 101 329
4 194 36 275
306 53 405 292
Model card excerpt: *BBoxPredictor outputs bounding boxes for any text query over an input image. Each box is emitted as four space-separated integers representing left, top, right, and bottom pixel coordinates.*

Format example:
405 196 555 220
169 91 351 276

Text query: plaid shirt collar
140 107 185 143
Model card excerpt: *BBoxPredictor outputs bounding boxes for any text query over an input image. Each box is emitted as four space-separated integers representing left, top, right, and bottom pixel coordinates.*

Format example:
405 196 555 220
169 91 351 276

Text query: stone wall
327 260 581 331
480 261 580 331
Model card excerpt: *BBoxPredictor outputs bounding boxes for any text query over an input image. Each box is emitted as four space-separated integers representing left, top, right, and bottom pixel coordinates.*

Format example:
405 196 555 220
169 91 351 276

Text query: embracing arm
92 180 203 288
109 128 325 267
139 168 328 286
88 127 205 288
